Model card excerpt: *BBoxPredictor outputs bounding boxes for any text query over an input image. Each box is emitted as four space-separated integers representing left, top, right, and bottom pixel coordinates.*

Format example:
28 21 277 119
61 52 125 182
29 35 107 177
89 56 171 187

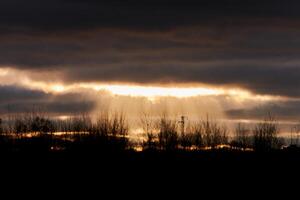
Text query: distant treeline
140 114 284 152
0 112 298 153
0 112 129 153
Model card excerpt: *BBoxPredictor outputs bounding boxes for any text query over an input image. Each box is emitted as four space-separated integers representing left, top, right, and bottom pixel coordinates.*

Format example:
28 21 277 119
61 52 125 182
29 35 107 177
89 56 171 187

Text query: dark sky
0 0 300 121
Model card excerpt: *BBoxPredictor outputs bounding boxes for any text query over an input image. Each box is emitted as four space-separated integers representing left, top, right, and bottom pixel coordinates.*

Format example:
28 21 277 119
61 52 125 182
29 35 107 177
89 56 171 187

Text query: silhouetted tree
180 132 194 150
202 117 228 149
290 123 300 146
141 113 157 150
0 118 3 135
192 122 204 149
14 118 28 135
253 115 280 152
158 117 178 151
233 123 251 150
30 116 55 134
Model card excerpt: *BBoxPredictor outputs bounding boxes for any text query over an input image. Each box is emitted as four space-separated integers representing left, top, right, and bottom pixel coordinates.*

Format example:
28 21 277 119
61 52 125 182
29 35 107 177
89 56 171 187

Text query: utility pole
178 116 187 135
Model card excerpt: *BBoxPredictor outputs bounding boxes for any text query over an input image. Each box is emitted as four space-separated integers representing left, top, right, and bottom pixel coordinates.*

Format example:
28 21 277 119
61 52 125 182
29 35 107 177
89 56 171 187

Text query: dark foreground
2 149 300 178
1 149 300 198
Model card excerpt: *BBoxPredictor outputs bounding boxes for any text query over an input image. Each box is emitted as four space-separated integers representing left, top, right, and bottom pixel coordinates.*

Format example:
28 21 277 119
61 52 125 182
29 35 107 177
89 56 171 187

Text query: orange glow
81 84 222 97
0 67 286 101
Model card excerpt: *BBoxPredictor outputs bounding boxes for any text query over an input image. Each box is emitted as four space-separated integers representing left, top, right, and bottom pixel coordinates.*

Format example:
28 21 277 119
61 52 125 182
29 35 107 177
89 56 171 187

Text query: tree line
0 112 294 153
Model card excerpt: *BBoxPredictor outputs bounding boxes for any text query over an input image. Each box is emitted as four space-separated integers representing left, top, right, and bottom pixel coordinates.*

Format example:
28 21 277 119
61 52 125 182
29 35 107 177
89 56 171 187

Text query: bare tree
157 116 178 151
253 115 280 152
192 122 204 149
234 123 251 150
0 118 3 135
140 112 157 150
290 122 300 147
201 116 228 149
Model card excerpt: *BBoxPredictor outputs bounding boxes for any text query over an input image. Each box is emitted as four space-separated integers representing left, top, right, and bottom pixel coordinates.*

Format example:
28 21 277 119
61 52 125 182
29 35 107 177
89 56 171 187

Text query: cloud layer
0 0 300 121
0 85 96 115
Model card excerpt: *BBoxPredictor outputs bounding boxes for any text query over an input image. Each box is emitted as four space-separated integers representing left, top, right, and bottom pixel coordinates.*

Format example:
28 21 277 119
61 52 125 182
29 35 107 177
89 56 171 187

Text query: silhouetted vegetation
0 118 3 135
253 115 282 152
290 123 300 147
231 123 252 150
0 111 129 153
0 111 297 157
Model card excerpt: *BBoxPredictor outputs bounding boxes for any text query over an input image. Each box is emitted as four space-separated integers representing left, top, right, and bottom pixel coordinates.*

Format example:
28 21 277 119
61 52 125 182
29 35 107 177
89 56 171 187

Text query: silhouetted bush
30 116 55 134
140 113 158 150
290 123 300 146
158 117 178 151
179 132 194 150
69 112 129 152
0 118 3 135
253 115 280 152
232 123 252 150
192 123 204 149
14 118 29 135
202 118 228 149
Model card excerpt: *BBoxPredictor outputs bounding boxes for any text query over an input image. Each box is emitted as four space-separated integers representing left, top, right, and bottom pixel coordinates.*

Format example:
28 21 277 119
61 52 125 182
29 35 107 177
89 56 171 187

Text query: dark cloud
226 100 300 121
0 86 96 115
1 28 300 97
0 0 300 32
59 63 300 97
0 0 300 100
0 85 46 103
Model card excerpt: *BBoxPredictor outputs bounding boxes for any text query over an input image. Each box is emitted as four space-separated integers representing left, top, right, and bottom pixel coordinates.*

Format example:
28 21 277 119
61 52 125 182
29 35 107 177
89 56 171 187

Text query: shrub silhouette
144 132 157 150
69 112 129 152
202 117 228 149
158 117 178 151
179 131 194 150
253 115 280 152
140 113 157 150
0 118 3 135
30 117 55 134
232 123 251 150
14 118 29 135
192 122 204 149
290 123 300 146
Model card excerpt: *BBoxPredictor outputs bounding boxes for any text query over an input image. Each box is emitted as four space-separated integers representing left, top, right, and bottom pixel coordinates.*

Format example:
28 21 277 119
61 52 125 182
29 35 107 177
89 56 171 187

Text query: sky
0 0 300 128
